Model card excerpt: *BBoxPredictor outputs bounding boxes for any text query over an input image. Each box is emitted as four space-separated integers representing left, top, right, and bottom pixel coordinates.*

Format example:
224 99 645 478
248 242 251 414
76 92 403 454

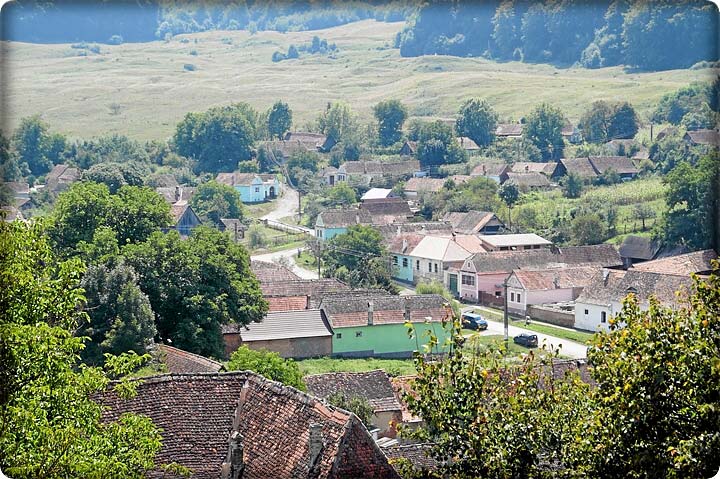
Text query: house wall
242 336 332 359
392 254 414 282
409 256 445 284
176 209 201 236
574 301 615 333
317 226 348 241
508 287 574 316
332 322 451 358
235 184 265 204
527 305 575 328
374 410 403 438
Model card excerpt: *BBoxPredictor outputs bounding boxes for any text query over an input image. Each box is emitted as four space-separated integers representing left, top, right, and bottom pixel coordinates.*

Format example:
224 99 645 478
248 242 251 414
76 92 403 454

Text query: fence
527 304 575 328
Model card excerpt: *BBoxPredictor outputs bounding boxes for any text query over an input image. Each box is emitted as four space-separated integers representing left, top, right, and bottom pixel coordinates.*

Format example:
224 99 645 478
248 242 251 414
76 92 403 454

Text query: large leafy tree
190 179 245 226
0 220 163 478
226 346 305 390
317 101 356 142
50 182 172 253
579 100 613 143
82 162 146 193
415 120 467 168
12 115 65 176
173 103 258 173
455 98 498 147
523 103 566 160
373 99 408 146
123 227 267 358
267 100 292 140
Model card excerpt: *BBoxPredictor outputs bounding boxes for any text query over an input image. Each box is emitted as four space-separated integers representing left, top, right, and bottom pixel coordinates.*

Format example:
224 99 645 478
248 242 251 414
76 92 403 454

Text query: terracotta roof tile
631 249 717 275
305 370 402 413
156 344 224 374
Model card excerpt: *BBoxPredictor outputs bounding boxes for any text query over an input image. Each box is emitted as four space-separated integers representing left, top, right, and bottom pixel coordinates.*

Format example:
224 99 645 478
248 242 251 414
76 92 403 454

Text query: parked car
513 333 538 348
461 312 488 331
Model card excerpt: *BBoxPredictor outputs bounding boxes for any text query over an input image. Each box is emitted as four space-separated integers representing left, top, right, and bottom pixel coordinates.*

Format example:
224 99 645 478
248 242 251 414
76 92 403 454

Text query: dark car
513 333 538 348
461 312 488 331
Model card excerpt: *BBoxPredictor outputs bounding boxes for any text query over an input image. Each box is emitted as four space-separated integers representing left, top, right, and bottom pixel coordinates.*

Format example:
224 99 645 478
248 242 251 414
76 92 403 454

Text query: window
462 275 475 286
336 333 342 339
601 311 607 323
495 291 501 297
517 293 522 303
434 263 438 274
416 260 420 270
355 331 363 338
510 292 515 302
428 262 432 272
584 309 589 315
393 256 398 266
402 258 408 268
254 187 260 193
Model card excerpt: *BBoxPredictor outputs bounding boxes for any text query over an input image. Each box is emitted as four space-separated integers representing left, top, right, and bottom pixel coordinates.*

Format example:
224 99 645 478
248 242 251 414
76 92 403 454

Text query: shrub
227 346 305 390
183 63 196 71
108 34 123 45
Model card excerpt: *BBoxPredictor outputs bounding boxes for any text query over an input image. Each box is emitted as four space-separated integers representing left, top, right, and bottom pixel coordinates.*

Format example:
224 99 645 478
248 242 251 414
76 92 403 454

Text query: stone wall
527 304 575 328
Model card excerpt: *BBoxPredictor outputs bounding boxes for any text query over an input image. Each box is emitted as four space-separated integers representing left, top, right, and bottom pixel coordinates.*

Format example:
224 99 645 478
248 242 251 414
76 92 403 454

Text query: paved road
261 187 300 221
251 248 319 279
462 306 589 359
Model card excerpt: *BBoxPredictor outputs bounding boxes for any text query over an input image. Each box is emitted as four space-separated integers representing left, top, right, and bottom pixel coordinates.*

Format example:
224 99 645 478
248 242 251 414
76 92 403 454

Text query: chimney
553 276 559 289
367 300 374 326
221 431 244 479
402 238 408 253
175 185 181 203
525 165 529 172
602 269 610 286
404 298 411 323
396 225 402 236
355 213 360 224
308 423 324 471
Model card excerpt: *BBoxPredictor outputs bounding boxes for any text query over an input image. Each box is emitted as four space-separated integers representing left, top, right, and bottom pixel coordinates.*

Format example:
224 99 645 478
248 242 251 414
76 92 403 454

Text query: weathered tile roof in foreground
305 370 402 413
156 344 224 374
99 372 400 479
631 249 717 275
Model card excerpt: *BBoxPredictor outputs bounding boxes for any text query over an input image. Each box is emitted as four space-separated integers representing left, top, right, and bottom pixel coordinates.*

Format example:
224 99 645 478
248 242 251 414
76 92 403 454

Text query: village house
630 249 717 275
315 208 372 240
338 159 421 186
574 269 694 332
561 122 583 143
403 175 471 197
155 343 225 374
45 164 81 193
305 370 403 438
156 185 196 205
99 371 400 478
478 233 552 252
505 266 599 317
250 260 301 282
361 188 396 202
320 166 345 186
215 172 281 204
442 211 505 235
375 221 454 241
451 244 622 304
399 140 417 156
587 156 639 180
554 157 598 181
683 128 719 147
457 136 481 154
260 278 350 312
284 131 335 152
618 235 665 268
219 218 247 241
500 171 553 190
1 205 25 222
509 162 559 177
495 123 524 139
169 202 203 236
319 293 451 358
222 309 333 359
360 197 414 225
469 161 510 183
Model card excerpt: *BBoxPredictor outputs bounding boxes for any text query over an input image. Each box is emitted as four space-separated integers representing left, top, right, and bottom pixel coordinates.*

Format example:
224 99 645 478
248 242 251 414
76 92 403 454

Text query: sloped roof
360 198 412 223
405 176 470 193
618 235 661 261
320 294 449 328
409 235 478 262
305 370 402 413
559 158 598 178
376 222 454 242
479 233 552 249
99 372 399 478
260 278 349 297
316 209 373 228
464 244 622 274
362 188 394 200
684 129 720 146
588 156 639 175
386 233 425 255
216 172 259 187
470 161 509 178
443 211 499 235
4 181 29 194
223 309 332 341
503 171 552 188
284 131 327 148
457 136 480 150
266 139 309 158
170 202 199 224
156 186 196 204
510 266 599 291
496 123 524 137
510 162 557 175
156 344 224 373
383 443 439 471
631 249 718 275
251 261 301 282
577 269 692 307
1 206 25 222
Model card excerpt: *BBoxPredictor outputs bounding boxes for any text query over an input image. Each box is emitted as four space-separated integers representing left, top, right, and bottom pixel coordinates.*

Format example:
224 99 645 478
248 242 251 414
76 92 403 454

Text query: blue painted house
216 172 281 204
314 209 372 241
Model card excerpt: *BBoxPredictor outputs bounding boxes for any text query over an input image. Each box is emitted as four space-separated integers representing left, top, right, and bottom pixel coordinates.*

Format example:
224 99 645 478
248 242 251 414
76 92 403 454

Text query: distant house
5 181 29 200
442 211 504 235
155 344 224 374
457 136 481 154
215 172 281 203
156 185 196 205
655 126 679 141
495 123 524 139
305 370 403 438
375 221 454 242
169 202 202 236
315 208 372 240
46 164 80 192
561 122 582 143
399 140 417 156
618 235 662 268
218 218 247 241
283 131 328 150
588 156 639 180
630 249 717 276
470 162 510 183
683 128 720 147
554 157 598 181
99 371 400 478
360 197 413 225
321 166 345 186
574 269 693 332
403 176 471 197
251 260 300 283
222 309 333 359
319 293 451 358
260 278 350 312
509 162 559 177
339 159 421 186
453 244 622 304
1 205 25 222
500 171 553 190
361 188 396 202
264 139 308 162
505 266 599 316
478 233 552 252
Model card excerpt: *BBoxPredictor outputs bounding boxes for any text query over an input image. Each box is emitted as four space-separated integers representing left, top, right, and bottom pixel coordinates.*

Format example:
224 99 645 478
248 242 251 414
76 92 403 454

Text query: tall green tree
173 103 258 173
123 227 267 358
190 180 245 226
12 115 60 176
0 220 163 478
267 101 293 140
456 98 498 147
498 181 519 230
82 162 146 193
523 103 565 160
226 346 305 390
607 101 639 140
317 101 356 142
373 99 408 146
561 171 583 198
579 100 613 143
571 213 606 245
415 120 467 168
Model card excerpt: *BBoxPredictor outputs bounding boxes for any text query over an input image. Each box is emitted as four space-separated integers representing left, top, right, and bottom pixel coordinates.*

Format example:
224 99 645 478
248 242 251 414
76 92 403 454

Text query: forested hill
395 0 718 72
0 0 411 43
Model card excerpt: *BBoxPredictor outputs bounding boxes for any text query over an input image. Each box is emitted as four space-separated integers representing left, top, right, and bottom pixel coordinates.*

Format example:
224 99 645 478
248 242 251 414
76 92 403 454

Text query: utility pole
298 190 302 223
503 280 509 345
317 240 321 278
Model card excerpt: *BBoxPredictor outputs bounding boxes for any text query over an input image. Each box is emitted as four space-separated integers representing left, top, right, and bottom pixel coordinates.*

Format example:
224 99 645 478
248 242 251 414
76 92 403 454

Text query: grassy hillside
2 20 714 141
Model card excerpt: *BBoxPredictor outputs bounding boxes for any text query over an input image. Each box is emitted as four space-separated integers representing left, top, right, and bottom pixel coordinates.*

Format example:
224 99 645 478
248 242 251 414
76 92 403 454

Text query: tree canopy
190 180 246 226
226 345 305 390
414 120 467 168
455 98 498 147
523 103 565 161
267 101 293 140
373 99 408 146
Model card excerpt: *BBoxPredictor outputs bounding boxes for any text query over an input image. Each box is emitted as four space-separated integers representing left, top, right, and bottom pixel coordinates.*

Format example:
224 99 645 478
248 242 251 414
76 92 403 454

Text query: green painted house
319 293 452 358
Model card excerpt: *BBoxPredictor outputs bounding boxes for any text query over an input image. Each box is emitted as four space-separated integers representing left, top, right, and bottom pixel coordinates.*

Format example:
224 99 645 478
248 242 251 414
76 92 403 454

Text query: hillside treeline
396 0 718 71
1 0 411 43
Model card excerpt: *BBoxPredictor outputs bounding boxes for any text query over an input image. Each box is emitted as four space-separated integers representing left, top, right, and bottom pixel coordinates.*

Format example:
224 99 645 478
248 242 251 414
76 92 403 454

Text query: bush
247 224 267 249
189 49 198 56
227 346 305 390
327 393 373 426
271 51 286 62
88 44 101 54
108 34 123 45
183 63 196 71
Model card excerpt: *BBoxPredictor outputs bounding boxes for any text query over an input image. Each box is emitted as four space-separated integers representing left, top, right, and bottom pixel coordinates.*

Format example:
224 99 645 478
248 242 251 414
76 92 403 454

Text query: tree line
396 0 717 71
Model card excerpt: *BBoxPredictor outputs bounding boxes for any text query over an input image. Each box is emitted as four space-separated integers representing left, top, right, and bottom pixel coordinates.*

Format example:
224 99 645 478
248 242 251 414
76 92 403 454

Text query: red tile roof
156 344 224 374
631 249 717 275
305 370 403 413
99 372 399 478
